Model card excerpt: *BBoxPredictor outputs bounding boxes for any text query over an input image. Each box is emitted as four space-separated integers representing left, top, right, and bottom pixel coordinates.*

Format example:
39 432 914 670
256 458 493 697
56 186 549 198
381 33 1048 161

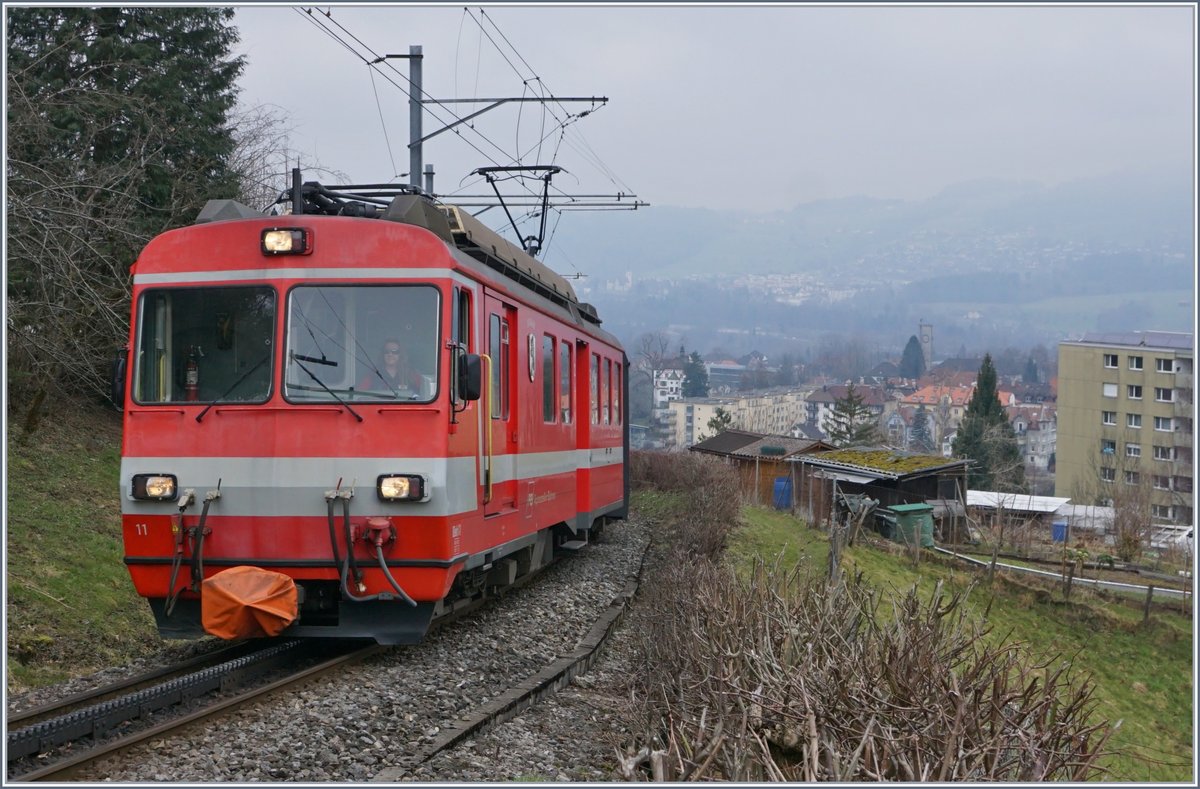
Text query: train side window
559 342 572 424
499 317 510 419
591 353 600 425
453 288 471 350
542 334 556 423
489 314 501 419
614 363 621 425
452 287 471 403
603 358 611 424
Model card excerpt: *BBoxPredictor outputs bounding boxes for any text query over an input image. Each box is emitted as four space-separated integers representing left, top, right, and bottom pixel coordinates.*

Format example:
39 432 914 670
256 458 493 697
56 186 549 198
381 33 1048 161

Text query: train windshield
132 286 276 404
284 284 440 403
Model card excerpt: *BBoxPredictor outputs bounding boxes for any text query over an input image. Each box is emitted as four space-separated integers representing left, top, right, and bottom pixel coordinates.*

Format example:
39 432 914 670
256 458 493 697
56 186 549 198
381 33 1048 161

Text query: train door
484 293 517 515
574 339 591 523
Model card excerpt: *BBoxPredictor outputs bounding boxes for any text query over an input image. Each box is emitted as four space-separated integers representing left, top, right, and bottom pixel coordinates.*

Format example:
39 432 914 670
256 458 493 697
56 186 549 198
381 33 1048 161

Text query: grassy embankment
6 403 163 692
720 501 1193 783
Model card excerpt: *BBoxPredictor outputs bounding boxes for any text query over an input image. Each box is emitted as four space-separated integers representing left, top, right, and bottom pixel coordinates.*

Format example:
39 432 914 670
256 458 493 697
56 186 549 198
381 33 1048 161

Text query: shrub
630 450 741 559
620 558 1115 781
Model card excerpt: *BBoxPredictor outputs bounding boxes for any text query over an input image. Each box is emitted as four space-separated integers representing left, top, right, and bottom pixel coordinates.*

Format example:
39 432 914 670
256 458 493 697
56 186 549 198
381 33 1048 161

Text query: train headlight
377 474 428 502
131 473 178 501
261 227 310 255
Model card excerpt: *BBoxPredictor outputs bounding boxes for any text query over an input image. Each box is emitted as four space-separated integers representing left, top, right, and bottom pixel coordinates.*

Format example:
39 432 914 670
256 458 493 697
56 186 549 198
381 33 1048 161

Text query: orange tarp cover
201 566 298 640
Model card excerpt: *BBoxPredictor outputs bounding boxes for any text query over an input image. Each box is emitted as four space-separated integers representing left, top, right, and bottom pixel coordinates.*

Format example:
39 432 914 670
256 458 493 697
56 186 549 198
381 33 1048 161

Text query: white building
653 368 684 410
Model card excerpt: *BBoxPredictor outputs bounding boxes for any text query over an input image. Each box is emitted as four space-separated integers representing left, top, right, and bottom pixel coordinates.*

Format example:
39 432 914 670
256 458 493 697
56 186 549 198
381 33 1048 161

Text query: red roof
902 384 973 407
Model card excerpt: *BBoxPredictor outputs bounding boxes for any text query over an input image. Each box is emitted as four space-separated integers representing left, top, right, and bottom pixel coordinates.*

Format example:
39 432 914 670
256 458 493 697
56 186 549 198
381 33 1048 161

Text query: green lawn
728 506 1194 782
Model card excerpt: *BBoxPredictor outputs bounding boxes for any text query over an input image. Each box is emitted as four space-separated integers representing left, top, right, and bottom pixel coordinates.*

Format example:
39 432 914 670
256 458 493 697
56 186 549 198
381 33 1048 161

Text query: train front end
118 207 482 644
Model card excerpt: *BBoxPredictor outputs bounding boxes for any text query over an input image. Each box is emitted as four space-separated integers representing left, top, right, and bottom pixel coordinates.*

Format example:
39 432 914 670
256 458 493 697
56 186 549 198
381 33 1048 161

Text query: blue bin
772 477 793 510
1051 520 1068 542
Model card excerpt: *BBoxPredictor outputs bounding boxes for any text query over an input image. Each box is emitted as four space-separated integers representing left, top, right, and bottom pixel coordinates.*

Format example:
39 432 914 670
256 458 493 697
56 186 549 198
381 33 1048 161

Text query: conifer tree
910 406 934 453
952 354 1025 490
682 351 710 397
7 7 245 408
823 384 884 448
702 407 734 439
1023 356 1040 384
899 335 926 379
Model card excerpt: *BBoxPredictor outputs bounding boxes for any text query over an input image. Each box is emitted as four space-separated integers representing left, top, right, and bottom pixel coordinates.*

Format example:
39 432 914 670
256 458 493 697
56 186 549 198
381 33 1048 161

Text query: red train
113 178 628 644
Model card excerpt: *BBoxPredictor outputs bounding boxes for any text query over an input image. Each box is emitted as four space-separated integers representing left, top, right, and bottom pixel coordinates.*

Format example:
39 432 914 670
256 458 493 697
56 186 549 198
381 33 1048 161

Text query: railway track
6 542 624 782
6 639 384 782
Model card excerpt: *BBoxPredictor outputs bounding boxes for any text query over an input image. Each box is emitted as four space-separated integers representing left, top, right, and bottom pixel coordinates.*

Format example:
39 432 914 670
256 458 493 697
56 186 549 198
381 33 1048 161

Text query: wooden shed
792 448 969 541
690 430 836 507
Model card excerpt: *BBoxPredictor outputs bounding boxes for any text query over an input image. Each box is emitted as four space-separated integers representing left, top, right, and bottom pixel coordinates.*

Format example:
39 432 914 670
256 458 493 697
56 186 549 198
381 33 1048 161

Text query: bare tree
227 102 347 212
635 330 673 384
1074 449 1154 563
6 72 160 416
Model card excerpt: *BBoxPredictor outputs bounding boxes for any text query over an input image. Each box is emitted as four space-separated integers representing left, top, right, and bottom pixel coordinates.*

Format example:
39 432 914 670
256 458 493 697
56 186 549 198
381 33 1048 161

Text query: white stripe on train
119 450 623 518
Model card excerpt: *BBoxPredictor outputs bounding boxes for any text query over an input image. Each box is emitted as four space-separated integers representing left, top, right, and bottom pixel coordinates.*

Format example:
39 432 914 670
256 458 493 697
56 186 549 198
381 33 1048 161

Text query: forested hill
548 169 1194 282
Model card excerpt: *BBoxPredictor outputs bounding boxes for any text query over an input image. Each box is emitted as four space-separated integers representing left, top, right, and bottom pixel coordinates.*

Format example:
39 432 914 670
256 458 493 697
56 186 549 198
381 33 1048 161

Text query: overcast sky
233 3 1196 213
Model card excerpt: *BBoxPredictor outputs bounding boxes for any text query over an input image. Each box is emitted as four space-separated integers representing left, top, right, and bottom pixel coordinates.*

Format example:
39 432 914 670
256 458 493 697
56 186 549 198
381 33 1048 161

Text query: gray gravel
30 514 649 782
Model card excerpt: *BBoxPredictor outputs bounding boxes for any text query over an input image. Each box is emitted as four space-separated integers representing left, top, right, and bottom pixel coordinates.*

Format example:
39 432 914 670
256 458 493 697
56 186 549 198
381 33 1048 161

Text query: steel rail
6 642 258 728
9 641 384 783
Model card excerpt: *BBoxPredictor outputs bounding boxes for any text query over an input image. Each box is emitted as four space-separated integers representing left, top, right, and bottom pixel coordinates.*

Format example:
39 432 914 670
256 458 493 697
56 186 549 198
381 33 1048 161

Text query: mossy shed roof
796 448 967 479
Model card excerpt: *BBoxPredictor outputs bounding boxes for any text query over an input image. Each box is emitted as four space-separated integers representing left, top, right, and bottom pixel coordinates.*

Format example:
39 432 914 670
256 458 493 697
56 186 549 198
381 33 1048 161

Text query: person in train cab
360 338 424 394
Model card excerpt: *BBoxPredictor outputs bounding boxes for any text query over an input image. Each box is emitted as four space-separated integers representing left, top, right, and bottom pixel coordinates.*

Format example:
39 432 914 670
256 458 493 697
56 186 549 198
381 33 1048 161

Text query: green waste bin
888 503 935 548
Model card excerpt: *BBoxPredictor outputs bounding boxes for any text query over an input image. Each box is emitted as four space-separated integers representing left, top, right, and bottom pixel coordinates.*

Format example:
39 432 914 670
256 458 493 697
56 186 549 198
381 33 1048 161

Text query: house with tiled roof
1007 403 1058 492
652 368 684 409
900 384 973 447
803 384 892 435
918 369 977 389
884 405 922 450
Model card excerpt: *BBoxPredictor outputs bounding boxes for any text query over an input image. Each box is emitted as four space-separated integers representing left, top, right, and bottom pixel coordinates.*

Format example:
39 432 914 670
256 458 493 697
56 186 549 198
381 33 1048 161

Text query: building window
1101 439 1116 455
1152 504 1173 520
1100 467 1115 482
1153 445 1174 461
1126 413 1141 429
1155 387 1173 402
1124 470 1140 485
1103 354 1118 368
1154 416 1173 431
1156 358 1174 373
1126 443 1141 458
1101 410 1117 425
1153 475 1171 490
1102 383 1118 398
1127 384 1142 399
1128 355 1143 371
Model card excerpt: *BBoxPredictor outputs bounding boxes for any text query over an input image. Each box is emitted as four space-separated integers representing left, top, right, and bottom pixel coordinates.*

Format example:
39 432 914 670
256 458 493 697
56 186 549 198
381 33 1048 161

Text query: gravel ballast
12 514 650 782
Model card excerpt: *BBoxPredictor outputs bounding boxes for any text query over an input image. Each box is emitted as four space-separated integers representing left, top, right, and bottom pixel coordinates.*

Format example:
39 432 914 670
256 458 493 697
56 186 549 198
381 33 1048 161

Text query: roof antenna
292 166 303 216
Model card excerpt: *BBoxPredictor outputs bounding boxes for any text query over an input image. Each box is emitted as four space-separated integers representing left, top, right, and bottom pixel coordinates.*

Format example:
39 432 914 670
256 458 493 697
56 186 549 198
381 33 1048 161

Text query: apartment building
667 391 808 448
1056 331 1193 527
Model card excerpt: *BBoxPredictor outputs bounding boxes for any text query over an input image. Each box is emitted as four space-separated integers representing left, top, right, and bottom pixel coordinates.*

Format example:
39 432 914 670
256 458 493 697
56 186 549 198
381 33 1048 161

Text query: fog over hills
543 170 1194 359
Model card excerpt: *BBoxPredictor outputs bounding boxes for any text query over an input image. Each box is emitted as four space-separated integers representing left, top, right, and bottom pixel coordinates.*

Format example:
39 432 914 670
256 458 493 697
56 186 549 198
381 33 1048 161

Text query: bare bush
621 558 1115 781
631 451 741 559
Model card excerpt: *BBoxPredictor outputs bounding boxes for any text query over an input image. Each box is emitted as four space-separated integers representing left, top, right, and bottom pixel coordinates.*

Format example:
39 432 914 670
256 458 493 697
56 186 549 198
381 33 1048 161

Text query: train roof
195 184 602 327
